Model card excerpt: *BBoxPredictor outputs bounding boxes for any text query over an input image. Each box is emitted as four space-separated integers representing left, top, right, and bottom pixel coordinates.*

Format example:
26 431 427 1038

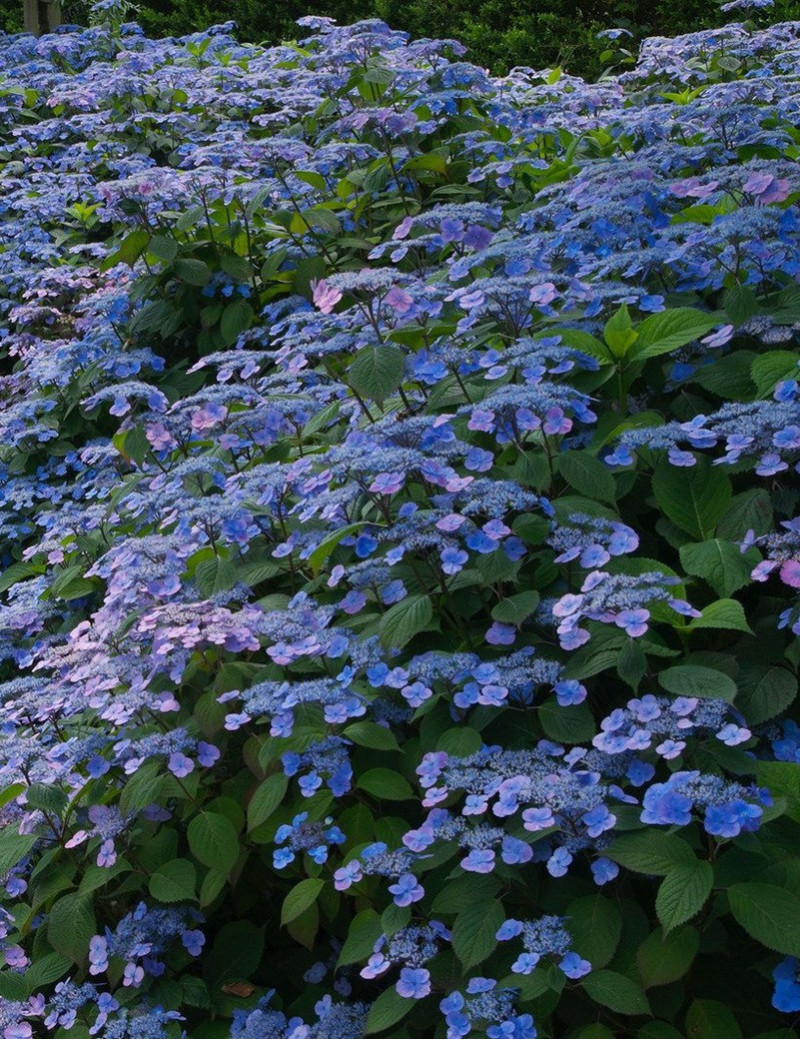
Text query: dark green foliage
2 0 800 77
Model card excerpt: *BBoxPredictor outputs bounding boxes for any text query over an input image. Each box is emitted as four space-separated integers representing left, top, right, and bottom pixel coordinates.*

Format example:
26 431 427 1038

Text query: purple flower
167 752 194 778
388 872 424 906
396 967 431 998
462 848 496 873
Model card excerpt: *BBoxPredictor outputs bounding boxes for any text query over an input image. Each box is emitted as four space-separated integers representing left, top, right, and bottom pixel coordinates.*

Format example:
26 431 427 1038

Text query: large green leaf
628 307 720 362
247 773 289 832
149 858 197 903
281 878 325 925
636 926 699 988
348 344 405 402
187 812 239 873
378 594 434 648
679 539 758 597
651 458 732 540
566 894 622 969
451 898 505 970
655 862 712 931
728 883 800 955
47 894 97 963
582 970 650 1015
658 664 736 701
606 832 696 875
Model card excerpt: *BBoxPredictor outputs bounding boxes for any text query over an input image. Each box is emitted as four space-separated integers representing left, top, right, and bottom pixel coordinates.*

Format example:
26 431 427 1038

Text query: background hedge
2 0 800 76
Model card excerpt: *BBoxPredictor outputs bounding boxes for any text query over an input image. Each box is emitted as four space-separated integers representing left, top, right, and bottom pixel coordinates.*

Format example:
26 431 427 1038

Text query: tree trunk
23 0 62 34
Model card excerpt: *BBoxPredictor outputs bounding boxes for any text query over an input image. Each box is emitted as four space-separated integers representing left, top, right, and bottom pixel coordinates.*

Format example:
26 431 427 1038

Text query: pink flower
311 278 343 314
780 559 800 588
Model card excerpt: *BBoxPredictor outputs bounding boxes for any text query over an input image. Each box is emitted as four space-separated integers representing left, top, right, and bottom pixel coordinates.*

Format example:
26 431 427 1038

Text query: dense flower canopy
0 3 799 1037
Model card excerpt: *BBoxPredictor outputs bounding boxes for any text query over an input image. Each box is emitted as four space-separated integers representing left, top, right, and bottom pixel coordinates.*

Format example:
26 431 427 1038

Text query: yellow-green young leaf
451 898 505 970
281 878 325 925
603 303 637 357
187 812 239 873
655 862 712 932
728 883 800 955
247 773 289 832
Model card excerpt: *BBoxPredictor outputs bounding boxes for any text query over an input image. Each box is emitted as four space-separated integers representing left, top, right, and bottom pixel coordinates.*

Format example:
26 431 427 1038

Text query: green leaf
606 832 696 875
348 344 405 402
729 883 800 955
679 539 758 597
636 926 699 988
658 665 736 702
203 920 265 986
656 862 712 931
281 878 325 925
539 701 596 744
738 665 797 724
149 858 197 903
652 458 732 540
716 488 773 541
200 867 227 907
629 307 719 362
357 768 413 801
308 522 367 577
247 773 289 832
0 829 37 875
364 986 413 1036
343 721 400 751
685 999 742 1038
451 899 505 971
115 228 150 266
24 951 72 990
47 894 97 963
757 761 800 821
431 874 502 914
603 303 638 357
220 299 254 344
567 894 622 969
556 450 616 502
582 970 650 1015
686 598 753 634
194 557 238 596
188 812 239 873
120 760 163 815
147 234 178 262
337 909 383 967
378 594 434 648
491 590 540 624
751 350 800 397
175 258 211 286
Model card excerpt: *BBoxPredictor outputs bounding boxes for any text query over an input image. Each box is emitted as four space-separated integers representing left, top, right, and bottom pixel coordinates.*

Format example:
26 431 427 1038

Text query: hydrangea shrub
0 4 800 1037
